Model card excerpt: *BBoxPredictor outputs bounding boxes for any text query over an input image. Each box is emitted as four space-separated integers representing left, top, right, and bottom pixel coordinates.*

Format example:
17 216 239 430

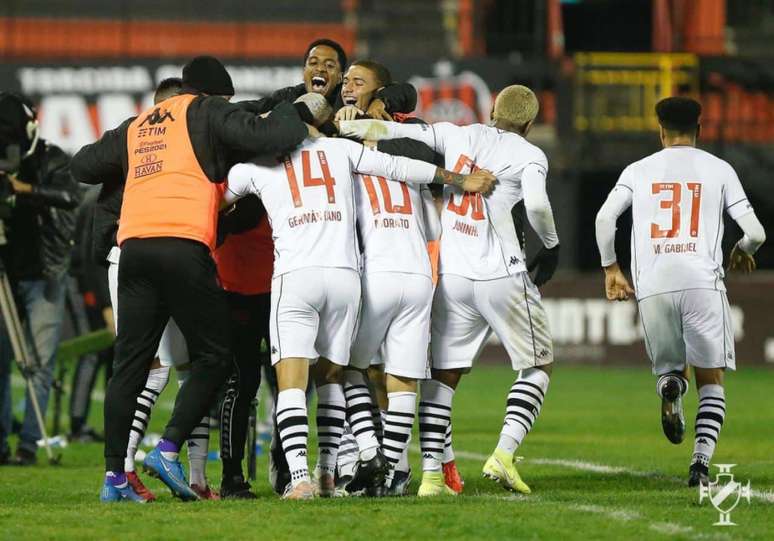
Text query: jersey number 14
283 151 336 208
651 182 702 239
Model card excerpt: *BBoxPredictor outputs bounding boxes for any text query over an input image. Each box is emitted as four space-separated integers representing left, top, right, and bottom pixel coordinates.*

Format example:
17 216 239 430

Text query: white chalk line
412 446 774 504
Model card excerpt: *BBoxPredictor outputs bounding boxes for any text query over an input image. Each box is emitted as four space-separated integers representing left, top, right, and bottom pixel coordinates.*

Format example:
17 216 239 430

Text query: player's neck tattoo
432 168 465 188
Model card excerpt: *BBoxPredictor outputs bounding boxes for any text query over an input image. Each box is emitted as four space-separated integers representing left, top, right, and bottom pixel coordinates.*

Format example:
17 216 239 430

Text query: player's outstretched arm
352 143 495 193
338 119 439 149
728 211 766 273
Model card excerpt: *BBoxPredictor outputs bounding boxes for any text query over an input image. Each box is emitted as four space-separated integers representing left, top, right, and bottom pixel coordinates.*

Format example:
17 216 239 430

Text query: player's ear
695 123 701 142
523 119 534 136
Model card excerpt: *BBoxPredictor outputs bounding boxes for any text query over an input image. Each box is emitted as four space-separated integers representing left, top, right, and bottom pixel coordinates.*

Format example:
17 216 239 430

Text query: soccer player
334 59 463 496
94 77 217 501
214 194 275 499
73 56 310 503
338 85 561 497
595 97 766 486
339 60 444 496
250 38 416 122
224 100 495 499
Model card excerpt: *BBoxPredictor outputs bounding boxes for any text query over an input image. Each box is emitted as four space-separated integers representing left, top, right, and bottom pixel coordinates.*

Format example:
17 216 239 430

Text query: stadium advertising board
0 59 507 155
480 275 774 366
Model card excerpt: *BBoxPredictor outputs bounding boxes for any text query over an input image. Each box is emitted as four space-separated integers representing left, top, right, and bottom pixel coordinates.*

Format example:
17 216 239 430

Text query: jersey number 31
651 182 702 238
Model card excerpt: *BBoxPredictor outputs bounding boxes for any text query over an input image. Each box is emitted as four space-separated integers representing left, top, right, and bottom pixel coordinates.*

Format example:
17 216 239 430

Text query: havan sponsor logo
134 153 163 178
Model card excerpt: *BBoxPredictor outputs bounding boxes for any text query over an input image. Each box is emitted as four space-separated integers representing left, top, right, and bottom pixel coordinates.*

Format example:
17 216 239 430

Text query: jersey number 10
283 150 336 208
650 182 702 239
361 175 413 215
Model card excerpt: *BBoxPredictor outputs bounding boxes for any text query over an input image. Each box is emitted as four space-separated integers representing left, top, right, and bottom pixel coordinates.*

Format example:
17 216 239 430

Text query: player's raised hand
728 243 756 274
366 99 393 121
461 169 496 194
334 105 365 122
336 119 387 141
603 263 635 301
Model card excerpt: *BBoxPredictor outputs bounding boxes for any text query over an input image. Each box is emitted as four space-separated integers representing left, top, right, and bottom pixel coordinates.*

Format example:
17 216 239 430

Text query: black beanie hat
0 93 34 151
182 56 235 96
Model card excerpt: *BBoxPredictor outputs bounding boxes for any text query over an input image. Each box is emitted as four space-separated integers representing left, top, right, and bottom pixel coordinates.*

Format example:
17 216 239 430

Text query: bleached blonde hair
492 85 539 128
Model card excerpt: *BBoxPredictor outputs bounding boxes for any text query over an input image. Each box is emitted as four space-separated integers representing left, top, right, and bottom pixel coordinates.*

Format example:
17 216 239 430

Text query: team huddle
71 39 765 503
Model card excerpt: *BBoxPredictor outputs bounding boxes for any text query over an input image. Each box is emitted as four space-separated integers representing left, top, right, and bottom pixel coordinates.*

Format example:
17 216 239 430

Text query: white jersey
226 137 436 277
355 175 434 277
618 146 753 299
429 123 548 280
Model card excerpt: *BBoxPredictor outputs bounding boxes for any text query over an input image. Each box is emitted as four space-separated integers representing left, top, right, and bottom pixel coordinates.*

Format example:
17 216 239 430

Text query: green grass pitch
1 366 772 540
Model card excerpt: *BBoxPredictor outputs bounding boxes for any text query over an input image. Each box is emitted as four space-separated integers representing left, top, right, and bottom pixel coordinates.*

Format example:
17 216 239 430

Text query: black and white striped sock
497 368 550 455
277 388 310 486
443 422 455 463
692 384 725 467
383 392 416 482
316 383 346 476
419 379 454 472
343 370 379 460
336 422 359 478
372 405 385 444
124 366 169 472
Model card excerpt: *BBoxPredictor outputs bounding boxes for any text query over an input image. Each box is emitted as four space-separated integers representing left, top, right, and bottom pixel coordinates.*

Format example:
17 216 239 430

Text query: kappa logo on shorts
296 450 307 458
271 346 278 354
537 348 550 359
509 256 520 267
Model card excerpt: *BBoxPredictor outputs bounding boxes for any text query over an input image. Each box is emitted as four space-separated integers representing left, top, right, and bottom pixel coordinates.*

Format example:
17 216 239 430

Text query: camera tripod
0 225 61 465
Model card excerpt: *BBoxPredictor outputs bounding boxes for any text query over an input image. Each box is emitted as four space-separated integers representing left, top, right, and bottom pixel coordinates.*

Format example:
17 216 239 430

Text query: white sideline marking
414 446 774 504
573 504 732 540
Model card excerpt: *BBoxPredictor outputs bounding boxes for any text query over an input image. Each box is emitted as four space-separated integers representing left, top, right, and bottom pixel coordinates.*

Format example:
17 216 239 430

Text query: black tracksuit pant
219 291 272 479
104 237 232 472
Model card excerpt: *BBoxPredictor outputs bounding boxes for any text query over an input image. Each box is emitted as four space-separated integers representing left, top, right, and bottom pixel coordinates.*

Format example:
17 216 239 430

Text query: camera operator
0 93 81 466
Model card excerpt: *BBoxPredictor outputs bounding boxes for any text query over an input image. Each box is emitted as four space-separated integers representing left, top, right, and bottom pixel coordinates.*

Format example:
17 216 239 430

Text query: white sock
277 388 310 486
125 366 169 471
383 392 416 482
692 384 725 467
187 418 210 487
419 380 454 472
343 370 379 460
316 383 346 476
497 368 550 456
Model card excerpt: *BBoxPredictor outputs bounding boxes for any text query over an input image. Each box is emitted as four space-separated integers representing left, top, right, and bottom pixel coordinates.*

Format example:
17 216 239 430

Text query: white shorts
638 289 735 375
270 267 361 366
108 247 190 368
431 272 553 371
350 272 432 380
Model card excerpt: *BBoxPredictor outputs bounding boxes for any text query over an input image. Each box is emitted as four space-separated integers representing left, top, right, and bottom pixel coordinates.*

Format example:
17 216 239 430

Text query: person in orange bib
72 56 310 502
